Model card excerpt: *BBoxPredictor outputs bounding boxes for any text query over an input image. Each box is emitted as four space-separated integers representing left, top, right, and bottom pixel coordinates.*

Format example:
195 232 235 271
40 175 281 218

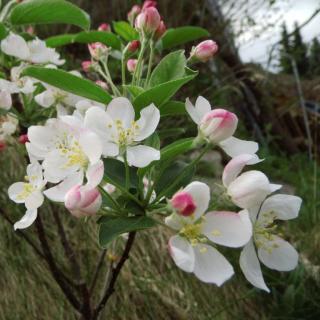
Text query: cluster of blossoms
2 0 301 295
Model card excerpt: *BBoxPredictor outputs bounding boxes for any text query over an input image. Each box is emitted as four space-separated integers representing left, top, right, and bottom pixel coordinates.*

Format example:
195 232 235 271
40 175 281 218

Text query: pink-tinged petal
240 240 270 292
43 171 84 202
126 145 160 168
222 154 262 187
185 98 202 125
259 194 302 221
65 185 82 210
171 191 196 217
193 244 234 286
81 189 102 214
168 235 195 273
195 96 212 120
228 170 272 209
219 136 259 158
86 160 104 187
134 104 160 141
14 209 38 230
258 235 298 271
202 210 252 247
107 97 135 129
183 181 210 220
79 131 102 164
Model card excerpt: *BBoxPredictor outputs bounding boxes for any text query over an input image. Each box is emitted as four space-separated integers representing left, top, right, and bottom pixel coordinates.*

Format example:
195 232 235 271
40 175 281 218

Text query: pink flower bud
154 20 166 40
65 185 102 218
26 26 34 35
135 7 161 35
127 59 138 73
191 40 218 62
88 42 108 60
128 40 140 53
142 0 157 10
95 80 109 90
18 134 29 144
0 141 6 151
128 5 141 25
81 60 93 73
171 191 196 216
98 23 111 32
199 109 238 143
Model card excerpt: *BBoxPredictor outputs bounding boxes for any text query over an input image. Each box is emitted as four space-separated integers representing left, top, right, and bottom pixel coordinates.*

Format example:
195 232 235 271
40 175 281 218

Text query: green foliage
308 37 320 77
0 22 8 40
161 26 210 50
279 23 292 74
22 66 112 104
46 31 121 50
9 0 90 30
112 21 139 42
160 101 186 117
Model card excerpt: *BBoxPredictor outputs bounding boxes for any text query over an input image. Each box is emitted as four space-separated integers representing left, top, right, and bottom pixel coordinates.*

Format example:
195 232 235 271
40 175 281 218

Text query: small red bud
154 20 166 40
0 141 6 151
190 40 219 62
98 23 111 32
128 40 140 53
81 60 93 73
18 134 29 144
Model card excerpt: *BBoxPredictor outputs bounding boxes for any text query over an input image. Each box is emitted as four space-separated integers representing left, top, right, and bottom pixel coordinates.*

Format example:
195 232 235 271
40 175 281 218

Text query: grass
0 143 319 319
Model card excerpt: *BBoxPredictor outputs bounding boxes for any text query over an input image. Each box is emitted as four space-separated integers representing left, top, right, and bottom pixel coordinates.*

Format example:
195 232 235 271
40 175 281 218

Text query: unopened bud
190 40 218 62
88 42 108 60
128 5 141 25
127 59 138 73
98 23 111 32
0 141 6 151
95 80 109 90
135 7 161 35
81 60 93 73
142 0 157 10
171 191 196 216
18 134 29 144
128 40 140 53
154 20 166 40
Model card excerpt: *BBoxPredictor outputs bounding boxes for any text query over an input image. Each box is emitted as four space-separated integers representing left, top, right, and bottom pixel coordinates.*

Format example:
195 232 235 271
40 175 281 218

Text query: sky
237 0 320 69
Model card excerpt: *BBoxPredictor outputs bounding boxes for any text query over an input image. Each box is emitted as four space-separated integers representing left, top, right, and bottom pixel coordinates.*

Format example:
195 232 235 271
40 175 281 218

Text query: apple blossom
190 40 219 62
0 79 19 110
81 60 93 73
154 21 166 40
127 59 138 73
98 23 111 32
10 63 36 94
8 162 46 230
1 33 65 65
222 154 281 209
240 194 302 292
18 134 29 144
95 80 109 90
186 96 259 158
166 182 252 285
135 7 161 35
84 97 160 167
0 114 18 140
128 40 140 53
142 0 157 10
88 42 108 60
128 5 141 25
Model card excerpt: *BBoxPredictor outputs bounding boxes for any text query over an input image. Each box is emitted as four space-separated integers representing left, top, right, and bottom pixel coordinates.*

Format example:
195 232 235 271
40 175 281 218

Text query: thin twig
90 250 107 294
92 232 136 319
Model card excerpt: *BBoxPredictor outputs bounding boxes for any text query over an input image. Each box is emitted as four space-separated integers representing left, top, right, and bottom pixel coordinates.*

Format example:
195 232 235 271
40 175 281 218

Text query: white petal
169 235 195 273
79 131 102 164
14 209 38 230
86 160 104 187
26 142 47 161
126 145 160 168
35 90 55 108
8 182 25 204
184 181 210 220
164 213 183 231
219 136 259 158
26 162 43 183
1 33 30 60
0 90 12 110
134 104 160 141
258 236 298 271
240 240 270 292
270 184 282 192
107 97 135 129
222 154 262 187
44 171 84 202
185 98 201 124
25 191 44 209
193 244 234 286
28 125 55 151
202 210 252 247
259 194 302 221
195 96 212 119
102 142 119 157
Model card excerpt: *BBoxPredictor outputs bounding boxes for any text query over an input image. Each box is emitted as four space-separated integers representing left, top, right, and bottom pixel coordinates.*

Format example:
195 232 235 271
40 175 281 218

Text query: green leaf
124 85 144 98
160 138 194 163
132 74 196 113
144 132 160 150
154 161 195 199
0 22 8 40
22 66 112 104
162 26 210 50
46 31 121 50
98 216 156 247
149 50 186 87
103 158 138 189
160 101 186 117
112 21 139 42
10 0 90 30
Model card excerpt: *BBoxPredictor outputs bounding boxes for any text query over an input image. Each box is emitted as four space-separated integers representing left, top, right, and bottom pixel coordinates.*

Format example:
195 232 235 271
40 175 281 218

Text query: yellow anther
211 229 221 236
199 247 208 254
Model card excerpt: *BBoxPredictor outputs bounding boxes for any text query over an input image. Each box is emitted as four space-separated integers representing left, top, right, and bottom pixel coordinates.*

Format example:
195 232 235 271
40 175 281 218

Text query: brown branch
92 232 136 320
90 250 107 294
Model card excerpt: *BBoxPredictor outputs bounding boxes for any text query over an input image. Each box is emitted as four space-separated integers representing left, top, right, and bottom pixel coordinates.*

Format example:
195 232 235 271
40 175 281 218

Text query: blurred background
0 0 319 319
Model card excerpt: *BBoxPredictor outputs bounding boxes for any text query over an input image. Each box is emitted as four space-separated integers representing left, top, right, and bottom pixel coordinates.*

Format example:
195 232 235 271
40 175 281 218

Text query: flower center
179 222 205 246
110 120 140 146
16 183 36 200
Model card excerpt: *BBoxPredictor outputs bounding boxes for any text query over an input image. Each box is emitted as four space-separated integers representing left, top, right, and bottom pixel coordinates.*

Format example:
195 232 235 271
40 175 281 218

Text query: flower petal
240 240 270 292
168 235 195 273
35 90 55 108
25 190 44 209
193 244 234 286
1 33 30 60
134 104 160 141
8 182 26 204
0 90 12 110
86 160 104 187
164 213 183 231
222 154 262 187
202 210 252 247
126 145 160 168
259 194 302 221
28 125 55 152
79 131 102 164
195 96 212 120
258 236 299 271
107 97 135 129
184 181 210 220
185 98 201 124
14 209 38 230
219 136 259 158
